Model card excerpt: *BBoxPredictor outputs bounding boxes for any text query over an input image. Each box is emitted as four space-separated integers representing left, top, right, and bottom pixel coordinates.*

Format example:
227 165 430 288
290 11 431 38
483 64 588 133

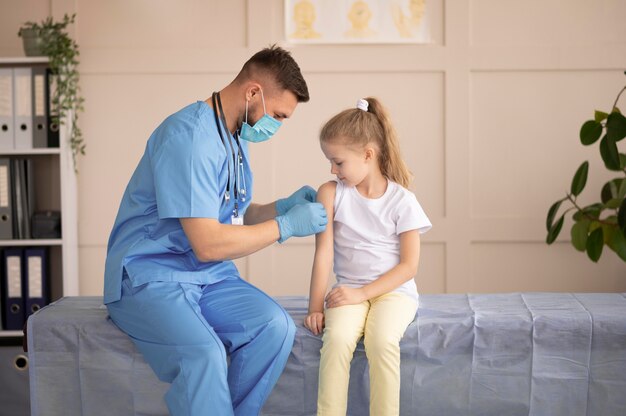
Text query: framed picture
285 0 432 44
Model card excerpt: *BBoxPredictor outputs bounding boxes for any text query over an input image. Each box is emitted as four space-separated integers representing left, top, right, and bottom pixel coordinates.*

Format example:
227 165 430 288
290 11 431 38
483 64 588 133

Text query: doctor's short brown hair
236 45 310 103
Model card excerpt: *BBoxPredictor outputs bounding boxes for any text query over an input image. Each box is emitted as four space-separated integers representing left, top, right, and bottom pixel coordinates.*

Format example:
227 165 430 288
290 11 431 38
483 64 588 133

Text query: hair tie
356 98 369 112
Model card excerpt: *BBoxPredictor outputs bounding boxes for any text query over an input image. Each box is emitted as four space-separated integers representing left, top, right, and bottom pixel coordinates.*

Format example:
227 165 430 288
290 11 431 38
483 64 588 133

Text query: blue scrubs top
104 101 253 304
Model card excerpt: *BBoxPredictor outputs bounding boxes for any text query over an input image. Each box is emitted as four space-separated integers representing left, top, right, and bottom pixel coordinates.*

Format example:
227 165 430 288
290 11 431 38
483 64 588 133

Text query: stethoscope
212 92 247 219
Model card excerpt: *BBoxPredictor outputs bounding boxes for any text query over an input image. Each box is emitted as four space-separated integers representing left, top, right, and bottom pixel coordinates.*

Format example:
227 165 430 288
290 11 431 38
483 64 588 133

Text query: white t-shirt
332 179 432 303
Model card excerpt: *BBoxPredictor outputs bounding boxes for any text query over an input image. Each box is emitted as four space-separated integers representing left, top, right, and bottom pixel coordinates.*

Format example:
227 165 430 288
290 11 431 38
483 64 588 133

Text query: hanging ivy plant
18 13 85 172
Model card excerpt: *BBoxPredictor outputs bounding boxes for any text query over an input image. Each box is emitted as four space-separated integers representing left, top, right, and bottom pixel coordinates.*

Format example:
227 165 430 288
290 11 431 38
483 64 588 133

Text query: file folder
0 158 13 239
1 248 24 330
32 66 48 148
13 67 33 149
24 247 48 316
0 68 14 150
11 159 27 239
25 159 34 239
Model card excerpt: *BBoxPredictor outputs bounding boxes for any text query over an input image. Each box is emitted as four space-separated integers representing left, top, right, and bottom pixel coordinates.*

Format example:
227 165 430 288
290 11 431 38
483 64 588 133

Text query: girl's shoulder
387 180 416 200
317 180 338 204
318 180 338 194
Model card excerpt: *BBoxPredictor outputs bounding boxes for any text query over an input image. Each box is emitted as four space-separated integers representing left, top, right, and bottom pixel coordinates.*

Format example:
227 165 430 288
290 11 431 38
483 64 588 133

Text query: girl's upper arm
314 181 336 254
399 229 421 273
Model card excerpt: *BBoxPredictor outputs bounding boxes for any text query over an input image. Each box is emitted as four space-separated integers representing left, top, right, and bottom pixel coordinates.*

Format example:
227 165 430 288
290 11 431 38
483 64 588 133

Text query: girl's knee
322 328 361 352
364 334 400 357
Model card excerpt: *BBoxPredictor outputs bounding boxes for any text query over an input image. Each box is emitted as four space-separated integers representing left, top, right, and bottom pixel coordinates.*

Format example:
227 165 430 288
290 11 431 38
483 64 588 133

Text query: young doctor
104 46 327 416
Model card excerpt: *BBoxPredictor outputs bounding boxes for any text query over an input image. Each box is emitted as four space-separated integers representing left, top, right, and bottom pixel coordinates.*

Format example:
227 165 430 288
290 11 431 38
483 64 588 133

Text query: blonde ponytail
365 97 412 188
320 97 413 188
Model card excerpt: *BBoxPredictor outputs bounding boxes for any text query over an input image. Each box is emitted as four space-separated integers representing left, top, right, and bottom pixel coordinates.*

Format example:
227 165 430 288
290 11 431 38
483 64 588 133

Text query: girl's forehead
322 141 351 156
321 139 367 156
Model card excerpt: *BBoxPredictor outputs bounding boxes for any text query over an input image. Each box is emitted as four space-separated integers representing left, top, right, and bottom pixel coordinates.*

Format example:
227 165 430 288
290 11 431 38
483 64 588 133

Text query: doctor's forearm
244 202 278 225
183 219 280 262
217 220 280 260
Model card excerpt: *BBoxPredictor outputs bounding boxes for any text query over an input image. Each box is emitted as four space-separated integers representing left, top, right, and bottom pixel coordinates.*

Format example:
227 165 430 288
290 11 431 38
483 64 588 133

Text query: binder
0 68 14 150
0 158 13 239
11 159 27 239
1 248 24 330
32 66 48 148
13 67 33 149
25 159 34 239
24 247 48 316
46 69 59 148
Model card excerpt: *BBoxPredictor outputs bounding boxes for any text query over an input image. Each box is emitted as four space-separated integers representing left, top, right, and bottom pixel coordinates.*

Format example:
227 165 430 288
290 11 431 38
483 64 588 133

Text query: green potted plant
18 13 85 172
546 72 626 262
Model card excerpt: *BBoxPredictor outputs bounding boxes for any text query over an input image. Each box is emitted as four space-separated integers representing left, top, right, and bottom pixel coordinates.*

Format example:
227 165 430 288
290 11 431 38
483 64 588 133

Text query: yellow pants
317 292 418 416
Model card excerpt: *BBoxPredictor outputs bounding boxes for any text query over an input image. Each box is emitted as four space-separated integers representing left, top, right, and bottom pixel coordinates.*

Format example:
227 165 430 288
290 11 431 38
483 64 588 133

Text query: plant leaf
546 200 563 231
581 203 605 221
606 111 626 142
617 178 626 199
589 220 602 233
571 220 590 252
586 227 604 262
608 227 626 261
600 135 621 171
602 223 615 245
606 198 623 209
580 120 603 145
601 179 622 203
570 161 589 196
547 215 565 244
595 110 609 123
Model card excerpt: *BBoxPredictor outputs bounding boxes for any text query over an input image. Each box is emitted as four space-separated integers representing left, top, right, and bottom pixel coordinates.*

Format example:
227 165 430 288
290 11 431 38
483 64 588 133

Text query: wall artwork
285 0 432 44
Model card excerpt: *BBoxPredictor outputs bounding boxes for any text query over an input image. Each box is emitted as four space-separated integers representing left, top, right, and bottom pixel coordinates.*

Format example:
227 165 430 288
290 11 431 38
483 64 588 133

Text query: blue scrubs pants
107 275 296 416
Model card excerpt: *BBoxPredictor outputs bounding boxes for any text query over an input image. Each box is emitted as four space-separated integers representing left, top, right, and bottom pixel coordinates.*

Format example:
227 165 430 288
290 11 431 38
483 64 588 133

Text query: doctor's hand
275 203 327 243
325 287 367 308
304 312 325 336
275 185 317 216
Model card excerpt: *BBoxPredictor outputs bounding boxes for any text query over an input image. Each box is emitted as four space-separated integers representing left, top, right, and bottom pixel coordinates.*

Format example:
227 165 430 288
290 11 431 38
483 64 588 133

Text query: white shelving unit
0 57 78 338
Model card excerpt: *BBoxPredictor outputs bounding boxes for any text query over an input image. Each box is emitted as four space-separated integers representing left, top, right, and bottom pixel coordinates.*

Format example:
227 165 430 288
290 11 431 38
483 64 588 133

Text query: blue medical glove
275 185 317 216
275 203 328 243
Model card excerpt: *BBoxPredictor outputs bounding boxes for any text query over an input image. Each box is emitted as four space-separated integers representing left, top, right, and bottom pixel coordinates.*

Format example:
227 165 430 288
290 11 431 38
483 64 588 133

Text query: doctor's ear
246 84 262 101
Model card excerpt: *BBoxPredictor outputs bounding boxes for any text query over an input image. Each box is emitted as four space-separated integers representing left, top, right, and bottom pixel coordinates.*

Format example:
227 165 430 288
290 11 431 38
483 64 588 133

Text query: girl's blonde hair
320 97 412 188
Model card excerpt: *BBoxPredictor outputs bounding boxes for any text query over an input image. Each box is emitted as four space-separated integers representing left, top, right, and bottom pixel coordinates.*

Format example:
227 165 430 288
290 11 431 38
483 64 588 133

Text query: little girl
304 97 431 416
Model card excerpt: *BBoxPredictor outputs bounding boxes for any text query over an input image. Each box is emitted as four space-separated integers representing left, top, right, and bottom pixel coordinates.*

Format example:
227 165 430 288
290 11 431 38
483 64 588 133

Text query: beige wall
1 0 625 297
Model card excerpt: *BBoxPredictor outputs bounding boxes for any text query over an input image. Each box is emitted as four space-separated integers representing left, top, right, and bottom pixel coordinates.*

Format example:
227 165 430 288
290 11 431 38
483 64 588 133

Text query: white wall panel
76 0 247 49
415 242 446 294
247 240 319 296
470 70 625 220
78 246 106 296
471 242 626 293
470 0 626 47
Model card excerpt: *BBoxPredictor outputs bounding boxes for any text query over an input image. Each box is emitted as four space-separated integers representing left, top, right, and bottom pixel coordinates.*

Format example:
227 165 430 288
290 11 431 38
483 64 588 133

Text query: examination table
27 293 626 415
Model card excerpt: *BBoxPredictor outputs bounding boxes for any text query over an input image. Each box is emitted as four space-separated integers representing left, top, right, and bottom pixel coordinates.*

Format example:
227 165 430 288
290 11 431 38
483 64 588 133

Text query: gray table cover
27 293 626 416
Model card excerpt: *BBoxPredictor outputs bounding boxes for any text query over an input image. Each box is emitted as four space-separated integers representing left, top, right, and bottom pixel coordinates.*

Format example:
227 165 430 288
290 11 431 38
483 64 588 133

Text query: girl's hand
325 287 367 308
304 312 325 335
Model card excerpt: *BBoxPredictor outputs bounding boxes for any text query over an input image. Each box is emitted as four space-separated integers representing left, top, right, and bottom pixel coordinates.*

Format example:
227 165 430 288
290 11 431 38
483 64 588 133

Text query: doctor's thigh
107 276 233 416
107 275 296 416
